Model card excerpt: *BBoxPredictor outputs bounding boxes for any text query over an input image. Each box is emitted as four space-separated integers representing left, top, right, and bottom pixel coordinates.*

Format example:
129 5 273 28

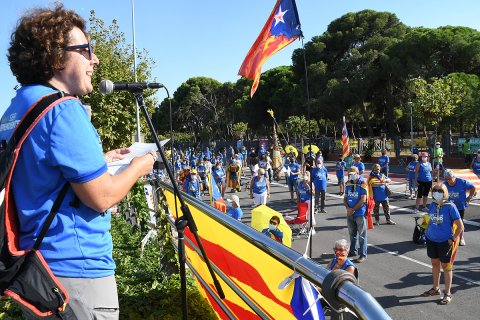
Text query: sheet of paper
107 139 169 175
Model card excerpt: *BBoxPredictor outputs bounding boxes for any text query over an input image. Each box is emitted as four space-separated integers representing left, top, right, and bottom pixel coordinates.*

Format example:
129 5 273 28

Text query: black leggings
417 180 432 197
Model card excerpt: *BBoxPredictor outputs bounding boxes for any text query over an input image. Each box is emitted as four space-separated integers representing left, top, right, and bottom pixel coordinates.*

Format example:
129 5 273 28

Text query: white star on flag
273 5 288 27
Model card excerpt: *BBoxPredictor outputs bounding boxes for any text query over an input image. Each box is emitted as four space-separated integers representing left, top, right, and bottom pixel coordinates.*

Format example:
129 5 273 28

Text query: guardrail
155 180 390 320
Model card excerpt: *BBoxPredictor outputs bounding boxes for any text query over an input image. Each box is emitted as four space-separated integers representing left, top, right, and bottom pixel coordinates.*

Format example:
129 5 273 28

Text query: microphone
99 80 164 94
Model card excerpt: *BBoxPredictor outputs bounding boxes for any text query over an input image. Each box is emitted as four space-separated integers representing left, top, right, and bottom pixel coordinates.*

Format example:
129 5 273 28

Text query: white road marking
368 243 480 286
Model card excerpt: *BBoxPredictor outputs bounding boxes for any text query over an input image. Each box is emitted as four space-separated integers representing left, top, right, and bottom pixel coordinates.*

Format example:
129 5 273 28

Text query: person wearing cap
369 164 395 225
184 169 202 198
262 216 283 243
227 195 243 221
378 149 390 177
406 154 419 199
312 159 328 213
414 152 433 213
335 157 347 196
433 141 444 181
471 149 480 176
352 154 365 175
443 169 476 246
250 168 270 206
344 167 368 263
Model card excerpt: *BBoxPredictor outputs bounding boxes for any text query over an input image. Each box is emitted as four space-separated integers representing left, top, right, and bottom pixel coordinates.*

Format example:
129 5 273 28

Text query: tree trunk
460 118 465 136
360 101 374 137
385 78 396 138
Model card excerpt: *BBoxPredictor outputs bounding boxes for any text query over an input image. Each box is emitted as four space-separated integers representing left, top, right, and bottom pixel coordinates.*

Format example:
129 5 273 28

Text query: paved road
209 162 480 320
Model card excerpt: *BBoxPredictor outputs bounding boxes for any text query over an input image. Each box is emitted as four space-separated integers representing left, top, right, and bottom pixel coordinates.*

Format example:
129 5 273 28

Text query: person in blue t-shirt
344 167 368 263
443 169 476 246
226 195 243 221
0 6 156 317
414 152 433 213
286 157 301 203
335 157 347 195
312 160 328 213
196 161 208 193
326 239 357 276
471 151 480 175
184 169 202 198
212 161 226 198
406 154 419 199
422 184 464 305
352 154 365 175
369 164 395 225
378 149 390 177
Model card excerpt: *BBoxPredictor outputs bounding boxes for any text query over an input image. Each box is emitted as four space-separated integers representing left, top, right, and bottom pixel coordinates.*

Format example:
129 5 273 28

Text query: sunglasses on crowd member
65 43 94 60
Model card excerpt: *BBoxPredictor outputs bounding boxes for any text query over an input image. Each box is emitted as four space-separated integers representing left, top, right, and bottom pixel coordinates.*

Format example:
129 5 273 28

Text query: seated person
226 195 243 221
326 239 357 276
262 216 283 243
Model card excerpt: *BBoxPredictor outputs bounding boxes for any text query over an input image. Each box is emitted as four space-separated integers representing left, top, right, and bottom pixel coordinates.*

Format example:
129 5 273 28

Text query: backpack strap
2 91 78 255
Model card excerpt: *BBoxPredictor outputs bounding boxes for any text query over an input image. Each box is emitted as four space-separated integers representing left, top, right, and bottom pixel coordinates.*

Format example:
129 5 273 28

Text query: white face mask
349 174 357 182
421 157 427 162
191 175 197 181
432 192 443 201
303 176 309 181
316 164 322 168
268 224 277 231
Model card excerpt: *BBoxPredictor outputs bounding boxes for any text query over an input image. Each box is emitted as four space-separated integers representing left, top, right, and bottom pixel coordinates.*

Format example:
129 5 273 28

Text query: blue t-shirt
213 167 226 183
298 181 311 202
426 202 461 243
407 161 419 180
335 161 346 177
378 155 389 169
328 257 356 271
353 161 365 172
371 174 388 202
288 163 301 181
312 166 328 191
472 158 480 174
0 85 112 278
444 178 474 210
227 207 243 220
345 178 367 217
417 162 432 182
204 150 211 160
252 176 267 194
185 179 201 197
197 165 207 178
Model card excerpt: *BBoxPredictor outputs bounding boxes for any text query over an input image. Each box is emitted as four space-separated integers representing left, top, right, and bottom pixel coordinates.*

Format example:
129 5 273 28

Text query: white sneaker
460 236 466 246
413 209 418 214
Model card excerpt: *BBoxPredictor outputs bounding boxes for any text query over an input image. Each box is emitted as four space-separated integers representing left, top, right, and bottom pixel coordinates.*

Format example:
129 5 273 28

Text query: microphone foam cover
99 80 114 94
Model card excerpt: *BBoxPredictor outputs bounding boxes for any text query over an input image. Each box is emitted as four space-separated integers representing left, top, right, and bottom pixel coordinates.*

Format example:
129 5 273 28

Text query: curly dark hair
8 4 87 85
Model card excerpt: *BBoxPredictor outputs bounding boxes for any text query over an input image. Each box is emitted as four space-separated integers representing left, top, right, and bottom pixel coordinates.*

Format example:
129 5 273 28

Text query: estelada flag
238 0 302 97
341 116 350 160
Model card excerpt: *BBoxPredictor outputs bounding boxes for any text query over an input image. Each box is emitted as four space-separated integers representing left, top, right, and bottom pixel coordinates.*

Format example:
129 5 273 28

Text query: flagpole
301 37 314 258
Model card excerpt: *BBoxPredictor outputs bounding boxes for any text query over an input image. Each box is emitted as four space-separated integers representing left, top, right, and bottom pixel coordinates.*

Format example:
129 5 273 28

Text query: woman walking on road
250 168 270 207
414 152 433 213
421 184 464 305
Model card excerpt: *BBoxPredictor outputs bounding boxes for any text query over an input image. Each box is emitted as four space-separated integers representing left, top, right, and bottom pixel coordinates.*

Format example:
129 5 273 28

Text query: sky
1 0 480 116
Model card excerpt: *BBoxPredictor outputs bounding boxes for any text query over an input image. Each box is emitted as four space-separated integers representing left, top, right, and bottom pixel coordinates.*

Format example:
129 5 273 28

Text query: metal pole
410 102 413 153
131 0 141 142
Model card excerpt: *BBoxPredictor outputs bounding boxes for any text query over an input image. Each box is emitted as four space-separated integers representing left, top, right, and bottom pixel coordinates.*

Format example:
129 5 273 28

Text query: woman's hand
104 147 131 163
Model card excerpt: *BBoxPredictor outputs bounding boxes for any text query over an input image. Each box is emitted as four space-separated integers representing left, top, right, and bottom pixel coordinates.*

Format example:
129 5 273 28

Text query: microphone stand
132 91 225 320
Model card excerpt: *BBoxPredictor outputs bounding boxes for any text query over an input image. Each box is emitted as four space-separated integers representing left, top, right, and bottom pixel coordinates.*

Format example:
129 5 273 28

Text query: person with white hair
250 168 270 206
326 239 357 275
226 195 243 221
443 169 476 246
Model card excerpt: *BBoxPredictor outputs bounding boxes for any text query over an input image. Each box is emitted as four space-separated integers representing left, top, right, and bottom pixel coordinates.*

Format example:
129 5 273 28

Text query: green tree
232 122 248 139
84 11 157 150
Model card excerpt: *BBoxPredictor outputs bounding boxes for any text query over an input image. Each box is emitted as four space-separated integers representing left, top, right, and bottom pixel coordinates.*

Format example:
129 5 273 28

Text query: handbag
0 92 78 319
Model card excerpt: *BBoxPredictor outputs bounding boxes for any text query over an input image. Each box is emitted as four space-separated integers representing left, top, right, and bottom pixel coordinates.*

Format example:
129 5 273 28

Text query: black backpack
0 92 78 319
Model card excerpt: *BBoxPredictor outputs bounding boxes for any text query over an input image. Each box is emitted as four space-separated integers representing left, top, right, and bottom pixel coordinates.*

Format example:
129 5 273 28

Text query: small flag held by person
238 0 302 97
341 116 350 160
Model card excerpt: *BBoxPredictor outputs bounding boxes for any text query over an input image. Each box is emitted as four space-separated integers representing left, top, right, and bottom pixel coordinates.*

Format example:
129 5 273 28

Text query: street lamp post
409 102 414 153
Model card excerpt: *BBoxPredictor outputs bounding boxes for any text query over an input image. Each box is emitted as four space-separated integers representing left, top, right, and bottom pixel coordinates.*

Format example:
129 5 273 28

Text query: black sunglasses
65 43 94 60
